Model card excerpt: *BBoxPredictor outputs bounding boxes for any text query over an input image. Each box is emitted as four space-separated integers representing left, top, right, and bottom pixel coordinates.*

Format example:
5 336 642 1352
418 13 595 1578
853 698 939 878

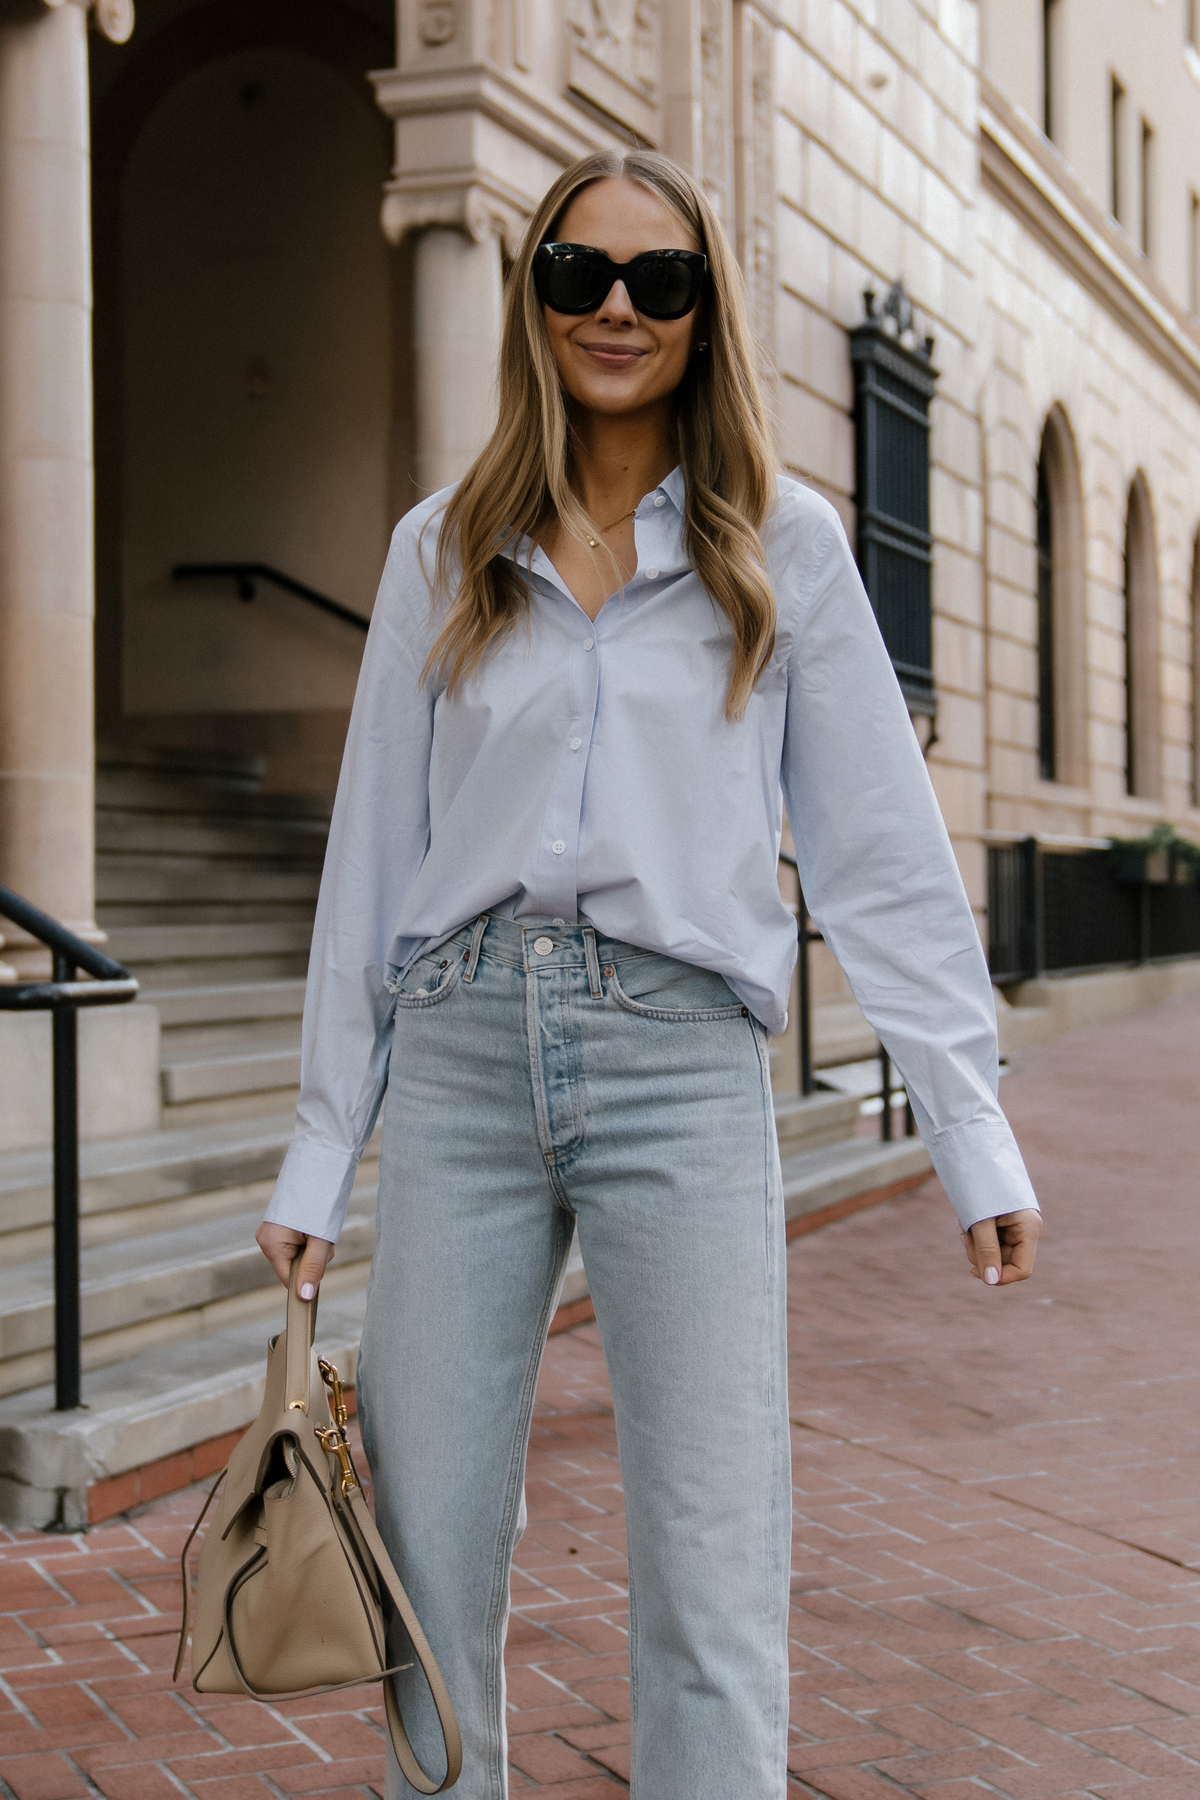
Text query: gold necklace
585 506 637 548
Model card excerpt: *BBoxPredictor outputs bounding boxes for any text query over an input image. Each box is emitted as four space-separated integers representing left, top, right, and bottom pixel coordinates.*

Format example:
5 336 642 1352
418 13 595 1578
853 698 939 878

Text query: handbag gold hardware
174 1261 462 1793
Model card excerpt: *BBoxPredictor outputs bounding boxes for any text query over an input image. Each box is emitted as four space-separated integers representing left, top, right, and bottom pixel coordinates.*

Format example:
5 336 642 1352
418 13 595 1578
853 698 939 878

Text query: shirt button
552 840 566 855
646 567 659 579
654 494 665 507
570 737 582 751
533 936 554 955
583 637 594 651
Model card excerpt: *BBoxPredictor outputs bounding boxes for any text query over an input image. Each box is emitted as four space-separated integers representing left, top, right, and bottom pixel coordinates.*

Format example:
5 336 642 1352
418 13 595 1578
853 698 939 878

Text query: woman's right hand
256 1221 335 1299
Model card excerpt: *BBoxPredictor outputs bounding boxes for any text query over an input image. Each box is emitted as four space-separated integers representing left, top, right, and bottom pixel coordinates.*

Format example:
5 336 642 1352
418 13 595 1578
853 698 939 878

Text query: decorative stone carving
567 0 661 143
93 0 134 42
699 0 730 224
380 178 527 257
419 0 456 47
42 0 135 43
733 1 775 370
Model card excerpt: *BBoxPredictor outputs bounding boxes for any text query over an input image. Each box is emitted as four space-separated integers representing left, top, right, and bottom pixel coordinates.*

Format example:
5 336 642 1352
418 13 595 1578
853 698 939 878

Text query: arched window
1123 473 1162 800
1034 408 1086 785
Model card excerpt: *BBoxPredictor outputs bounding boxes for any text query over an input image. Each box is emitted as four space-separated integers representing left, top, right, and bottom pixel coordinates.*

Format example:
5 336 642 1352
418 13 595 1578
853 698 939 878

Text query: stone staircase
0 747 931 1528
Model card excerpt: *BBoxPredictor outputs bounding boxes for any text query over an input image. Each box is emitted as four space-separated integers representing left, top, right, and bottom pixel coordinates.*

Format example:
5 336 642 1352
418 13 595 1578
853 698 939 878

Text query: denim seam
386 955 467 1009
525 968 585 1213
605 969 746 1023
480 1218 574 1799
751 1009 787 1765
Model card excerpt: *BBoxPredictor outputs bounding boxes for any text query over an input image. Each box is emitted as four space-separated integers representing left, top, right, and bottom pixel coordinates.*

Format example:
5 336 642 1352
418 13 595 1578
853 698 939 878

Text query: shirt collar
499 466 686 575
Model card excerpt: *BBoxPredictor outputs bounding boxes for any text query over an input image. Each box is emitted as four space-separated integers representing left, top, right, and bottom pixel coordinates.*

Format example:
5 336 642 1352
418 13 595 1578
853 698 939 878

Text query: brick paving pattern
1 989 1198 1798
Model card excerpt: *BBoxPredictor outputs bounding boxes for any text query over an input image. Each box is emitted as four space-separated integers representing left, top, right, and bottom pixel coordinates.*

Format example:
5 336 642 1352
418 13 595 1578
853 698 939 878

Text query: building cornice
371 61 616 178
980 77 1200 409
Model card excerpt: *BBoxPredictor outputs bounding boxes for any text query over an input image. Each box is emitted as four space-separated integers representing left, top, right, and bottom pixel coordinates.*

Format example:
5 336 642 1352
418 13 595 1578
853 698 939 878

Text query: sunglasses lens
630 256 698 319
538 249 608 313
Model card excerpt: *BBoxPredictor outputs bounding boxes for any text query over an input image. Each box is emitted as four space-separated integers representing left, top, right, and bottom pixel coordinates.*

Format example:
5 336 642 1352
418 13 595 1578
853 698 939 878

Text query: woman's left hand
964 1210 1042 1287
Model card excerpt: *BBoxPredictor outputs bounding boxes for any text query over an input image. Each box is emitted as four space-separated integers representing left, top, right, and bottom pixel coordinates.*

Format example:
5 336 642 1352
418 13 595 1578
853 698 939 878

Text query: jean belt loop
582 926 602 999
463 914 489 983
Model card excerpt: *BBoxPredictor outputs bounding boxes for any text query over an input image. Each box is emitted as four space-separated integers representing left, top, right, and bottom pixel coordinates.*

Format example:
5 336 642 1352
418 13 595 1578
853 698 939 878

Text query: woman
257 150 1041 1798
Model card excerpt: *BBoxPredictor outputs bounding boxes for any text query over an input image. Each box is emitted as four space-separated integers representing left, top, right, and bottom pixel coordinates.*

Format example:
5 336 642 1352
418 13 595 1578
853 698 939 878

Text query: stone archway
90 1 402 790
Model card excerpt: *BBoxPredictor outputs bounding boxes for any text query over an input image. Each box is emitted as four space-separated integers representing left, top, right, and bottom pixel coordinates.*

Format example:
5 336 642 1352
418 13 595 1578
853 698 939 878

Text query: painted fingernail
300 1282 315 1300
984 1266 1000 1286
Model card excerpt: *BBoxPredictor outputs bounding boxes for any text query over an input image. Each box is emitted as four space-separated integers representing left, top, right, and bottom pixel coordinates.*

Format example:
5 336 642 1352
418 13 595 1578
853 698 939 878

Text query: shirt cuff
262 1135 361 1244
921 1114 1040 1233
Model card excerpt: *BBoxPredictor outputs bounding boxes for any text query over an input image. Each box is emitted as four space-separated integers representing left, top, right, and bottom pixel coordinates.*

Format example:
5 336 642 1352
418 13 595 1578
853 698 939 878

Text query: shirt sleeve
779 511 1039 1234
262 513 439 1243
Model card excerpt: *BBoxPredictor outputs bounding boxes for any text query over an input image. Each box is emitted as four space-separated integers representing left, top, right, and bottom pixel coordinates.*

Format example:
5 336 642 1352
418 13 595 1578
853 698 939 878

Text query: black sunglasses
533 242 707 321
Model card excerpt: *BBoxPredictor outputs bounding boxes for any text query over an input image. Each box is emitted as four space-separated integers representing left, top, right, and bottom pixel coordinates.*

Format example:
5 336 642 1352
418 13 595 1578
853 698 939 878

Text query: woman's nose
595 280 638 324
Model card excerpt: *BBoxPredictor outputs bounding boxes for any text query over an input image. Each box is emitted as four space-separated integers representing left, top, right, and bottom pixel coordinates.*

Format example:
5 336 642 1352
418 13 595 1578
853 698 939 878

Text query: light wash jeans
356 915 791 1800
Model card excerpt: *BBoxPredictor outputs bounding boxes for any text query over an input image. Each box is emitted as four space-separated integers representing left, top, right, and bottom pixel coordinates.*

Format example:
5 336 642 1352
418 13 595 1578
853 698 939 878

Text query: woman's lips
580 344 646 367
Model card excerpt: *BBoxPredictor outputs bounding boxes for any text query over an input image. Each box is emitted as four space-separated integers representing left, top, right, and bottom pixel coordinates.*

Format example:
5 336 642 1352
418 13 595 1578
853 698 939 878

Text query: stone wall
768 0 989 923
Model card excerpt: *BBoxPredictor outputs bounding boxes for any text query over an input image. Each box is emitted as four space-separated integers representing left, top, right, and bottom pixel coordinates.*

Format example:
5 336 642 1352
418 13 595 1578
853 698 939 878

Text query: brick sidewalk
2 990 1199 1798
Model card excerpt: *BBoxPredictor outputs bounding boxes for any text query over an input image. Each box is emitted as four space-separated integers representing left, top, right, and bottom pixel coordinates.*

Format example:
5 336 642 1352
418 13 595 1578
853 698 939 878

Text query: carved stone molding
698 0 731 224
380 176 527 255
419 0 457 48
733 0 775 370
43 0 135 44
568 0 661 142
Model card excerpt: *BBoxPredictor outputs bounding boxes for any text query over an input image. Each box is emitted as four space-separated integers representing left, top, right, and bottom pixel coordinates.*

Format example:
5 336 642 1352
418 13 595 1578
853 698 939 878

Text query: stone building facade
3 0 1197 984
1 0 1199 1518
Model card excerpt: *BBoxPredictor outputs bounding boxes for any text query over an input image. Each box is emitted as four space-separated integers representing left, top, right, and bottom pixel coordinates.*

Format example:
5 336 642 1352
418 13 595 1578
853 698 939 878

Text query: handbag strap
285 1257 317 1414
174 1467 225 1683
345 1483 464 1794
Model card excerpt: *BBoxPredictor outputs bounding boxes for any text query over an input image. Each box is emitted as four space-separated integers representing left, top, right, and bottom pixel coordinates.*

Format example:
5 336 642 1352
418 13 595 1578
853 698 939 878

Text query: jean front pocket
386 947 468 1009
604 959 748 1023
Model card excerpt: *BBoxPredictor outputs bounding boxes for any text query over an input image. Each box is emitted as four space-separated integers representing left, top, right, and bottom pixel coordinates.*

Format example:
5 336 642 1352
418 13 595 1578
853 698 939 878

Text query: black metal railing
778 852 913 1140
0 889 138 1410
986 835 1200 981
172 562 369 634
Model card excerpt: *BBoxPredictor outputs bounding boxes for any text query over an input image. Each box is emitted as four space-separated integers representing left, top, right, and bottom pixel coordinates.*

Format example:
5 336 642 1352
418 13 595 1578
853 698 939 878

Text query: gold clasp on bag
316 1357 360 1496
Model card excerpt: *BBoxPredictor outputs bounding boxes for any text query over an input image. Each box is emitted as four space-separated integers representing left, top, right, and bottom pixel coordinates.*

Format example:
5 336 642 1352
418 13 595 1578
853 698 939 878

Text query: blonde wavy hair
426 149 777 720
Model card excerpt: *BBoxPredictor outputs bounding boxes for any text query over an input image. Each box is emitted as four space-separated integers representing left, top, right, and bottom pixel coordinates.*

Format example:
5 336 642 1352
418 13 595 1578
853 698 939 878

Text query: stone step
0 1122 934 1527
102 921 314 990
773 1090 861 1157
158 1015 304 1105
97 811 328 863
780 1133 932 1227
152 979 307 1028
0 1112 381 1261
104 921 316 965
96 856 322 907
0 1114 299 1233
160 1044 302 1105
0 1196 376 1398
0 1288 371 1530
97 901 318 928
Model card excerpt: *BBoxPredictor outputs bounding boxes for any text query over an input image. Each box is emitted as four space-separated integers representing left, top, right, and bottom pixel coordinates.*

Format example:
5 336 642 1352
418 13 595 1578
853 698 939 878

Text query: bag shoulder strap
174 1468 226 1683
346 1484 464 1794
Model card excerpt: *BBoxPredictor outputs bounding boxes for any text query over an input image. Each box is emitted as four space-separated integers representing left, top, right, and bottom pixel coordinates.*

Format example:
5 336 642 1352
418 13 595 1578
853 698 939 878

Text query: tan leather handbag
175 1263 462 1794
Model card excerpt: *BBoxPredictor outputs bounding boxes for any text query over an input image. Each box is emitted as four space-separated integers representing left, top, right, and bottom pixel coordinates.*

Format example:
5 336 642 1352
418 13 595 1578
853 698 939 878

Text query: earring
697 341 709 351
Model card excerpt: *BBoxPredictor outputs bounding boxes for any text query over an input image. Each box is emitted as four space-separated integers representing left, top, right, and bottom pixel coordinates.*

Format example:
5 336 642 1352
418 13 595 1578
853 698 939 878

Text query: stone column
0 0 96 974
412 226 503 497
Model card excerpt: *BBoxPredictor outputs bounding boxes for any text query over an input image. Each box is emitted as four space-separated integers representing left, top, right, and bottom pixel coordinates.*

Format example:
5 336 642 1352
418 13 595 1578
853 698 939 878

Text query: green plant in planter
1108 822 1200 885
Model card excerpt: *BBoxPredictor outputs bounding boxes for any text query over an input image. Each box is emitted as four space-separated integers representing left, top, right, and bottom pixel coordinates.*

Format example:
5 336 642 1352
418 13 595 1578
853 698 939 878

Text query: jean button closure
533 936 554 956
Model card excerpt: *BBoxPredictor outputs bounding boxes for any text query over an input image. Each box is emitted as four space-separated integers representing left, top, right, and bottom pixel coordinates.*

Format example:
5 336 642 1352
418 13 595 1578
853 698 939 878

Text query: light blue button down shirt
265 470 1038 1243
